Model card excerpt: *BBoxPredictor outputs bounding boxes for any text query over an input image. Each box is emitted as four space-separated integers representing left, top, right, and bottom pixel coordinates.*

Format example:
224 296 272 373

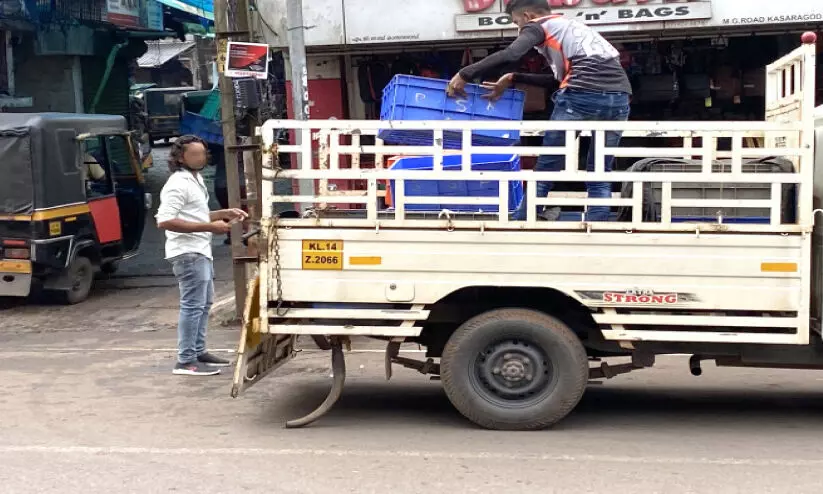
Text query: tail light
2 239 30 260
4 248 29 259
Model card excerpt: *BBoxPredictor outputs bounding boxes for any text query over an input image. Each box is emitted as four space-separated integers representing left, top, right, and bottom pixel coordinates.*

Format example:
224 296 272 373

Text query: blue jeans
512 88 631 222
170 253 214 364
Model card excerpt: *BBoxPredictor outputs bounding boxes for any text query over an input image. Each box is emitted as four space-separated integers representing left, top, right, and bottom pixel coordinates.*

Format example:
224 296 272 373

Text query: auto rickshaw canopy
0 113 128 215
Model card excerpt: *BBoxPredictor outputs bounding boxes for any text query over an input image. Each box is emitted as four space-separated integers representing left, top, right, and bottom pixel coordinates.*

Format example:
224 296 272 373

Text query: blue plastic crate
379 75 525 149
388 154 523 212
180 111 223 145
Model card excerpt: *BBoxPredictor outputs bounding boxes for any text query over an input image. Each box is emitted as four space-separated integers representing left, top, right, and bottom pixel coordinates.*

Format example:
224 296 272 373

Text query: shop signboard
270 0 823 47
456 0 713 32
142 0 164 31
107 0 142 28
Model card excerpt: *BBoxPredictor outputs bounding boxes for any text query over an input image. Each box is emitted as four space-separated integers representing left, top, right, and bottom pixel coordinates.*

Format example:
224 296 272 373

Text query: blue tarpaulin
155 0 214 21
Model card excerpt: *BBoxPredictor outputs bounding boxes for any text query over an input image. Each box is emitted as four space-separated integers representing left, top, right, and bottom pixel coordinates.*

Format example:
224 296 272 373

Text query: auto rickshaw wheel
60 256 94 305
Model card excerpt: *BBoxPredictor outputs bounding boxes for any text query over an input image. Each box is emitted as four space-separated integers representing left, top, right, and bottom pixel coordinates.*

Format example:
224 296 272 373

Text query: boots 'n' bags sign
456 0 713 31
224 42 270 80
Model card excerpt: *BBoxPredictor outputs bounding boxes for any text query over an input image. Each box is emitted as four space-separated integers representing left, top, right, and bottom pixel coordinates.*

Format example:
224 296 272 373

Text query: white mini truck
232 35 823 430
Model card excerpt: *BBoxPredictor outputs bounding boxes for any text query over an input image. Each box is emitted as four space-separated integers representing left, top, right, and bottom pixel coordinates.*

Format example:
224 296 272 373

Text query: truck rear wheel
440 308 589 431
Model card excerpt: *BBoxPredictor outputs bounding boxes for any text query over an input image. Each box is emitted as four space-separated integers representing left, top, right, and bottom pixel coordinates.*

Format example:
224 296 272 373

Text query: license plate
0 260 31 274
301 240 343 270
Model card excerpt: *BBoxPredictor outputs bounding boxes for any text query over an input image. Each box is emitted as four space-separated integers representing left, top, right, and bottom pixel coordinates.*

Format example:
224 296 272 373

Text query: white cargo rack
251 41 816 347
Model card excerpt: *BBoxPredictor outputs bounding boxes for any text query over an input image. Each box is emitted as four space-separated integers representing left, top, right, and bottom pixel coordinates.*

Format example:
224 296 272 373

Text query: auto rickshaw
143 86 194 144
0 113 149 304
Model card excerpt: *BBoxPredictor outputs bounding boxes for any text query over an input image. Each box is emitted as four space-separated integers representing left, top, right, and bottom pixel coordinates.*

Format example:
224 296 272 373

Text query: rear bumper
0 272 31 297
0 260 33 297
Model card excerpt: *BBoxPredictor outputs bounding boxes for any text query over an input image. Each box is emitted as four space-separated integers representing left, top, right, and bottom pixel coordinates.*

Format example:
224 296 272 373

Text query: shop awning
137 40 196 68
155 0 214 22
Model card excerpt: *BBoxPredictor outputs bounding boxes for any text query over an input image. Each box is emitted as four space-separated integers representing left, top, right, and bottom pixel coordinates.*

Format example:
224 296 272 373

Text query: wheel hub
475 340 553 403
497 355 531 383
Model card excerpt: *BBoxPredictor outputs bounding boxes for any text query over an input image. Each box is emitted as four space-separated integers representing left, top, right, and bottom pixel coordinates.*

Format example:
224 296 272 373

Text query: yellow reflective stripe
0 260 32 274
349 256 383 266
761 262 798 273
0 204 91 222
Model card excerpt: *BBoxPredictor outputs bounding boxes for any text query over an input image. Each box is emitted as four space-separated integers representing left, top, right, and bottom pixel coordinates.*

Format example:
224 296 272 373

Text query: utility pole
286 0 309 121
193 36 209 89
285 0 314 201
215 0 250 319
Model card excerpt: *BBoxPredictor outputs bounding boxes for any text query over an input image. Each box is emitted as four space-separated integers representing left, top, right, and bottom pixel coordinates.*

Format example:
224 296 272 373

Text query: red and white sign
107 0 141 28
463 0 498 12
602 291 679 305
224 42 271 80
455 0 712 31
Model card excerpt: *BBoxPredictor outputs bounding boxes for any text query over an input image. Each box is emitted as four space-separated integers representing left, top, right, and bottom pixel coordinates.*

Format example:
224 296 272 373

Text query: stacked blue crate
380 75 525 213
388 154 523 213
379 75 525 149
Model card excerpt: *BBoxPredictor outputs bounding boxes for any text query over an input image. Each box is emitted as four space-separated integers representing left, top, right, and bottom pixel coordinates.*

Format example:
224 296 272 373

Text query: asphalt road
2 326 823 493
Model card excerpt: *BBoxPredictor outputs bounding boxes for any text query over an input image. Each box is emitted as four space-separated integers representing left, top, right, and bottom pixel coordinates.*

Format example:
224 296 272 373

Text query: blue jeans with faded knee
512 88 631 222
171 253 214 364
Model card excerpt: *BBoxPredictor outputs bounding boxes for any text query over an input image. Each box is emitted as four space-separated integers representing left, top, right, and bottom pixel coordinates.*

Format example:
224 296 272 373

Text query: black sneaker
173 361 221 376
198 352 232 367
538 207 561 222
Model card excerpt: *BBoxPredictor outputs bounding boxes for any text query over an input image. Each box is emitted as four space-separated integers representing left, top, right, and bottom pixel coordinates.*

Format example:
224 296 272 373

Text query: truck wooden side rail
232 35 820 430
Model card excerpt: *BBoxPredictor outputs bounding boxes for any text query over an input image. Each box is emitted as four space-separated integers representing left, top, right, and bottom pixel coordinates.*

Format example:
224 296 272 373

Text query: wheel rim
471 338 556 408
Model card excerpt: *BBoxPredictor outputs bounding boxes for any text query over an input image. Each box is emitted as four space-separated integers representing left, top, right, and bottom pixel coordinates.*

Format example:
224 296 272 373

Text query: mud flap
231 275 296 397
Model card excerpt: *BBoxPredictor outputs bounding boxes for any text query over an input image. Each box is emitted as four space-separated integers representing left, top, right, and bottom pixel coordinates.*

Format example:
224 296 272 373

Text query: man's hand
213 208 248 223
480 73 514 102
447 73 468 98
208 220 232 234
224 208 248 223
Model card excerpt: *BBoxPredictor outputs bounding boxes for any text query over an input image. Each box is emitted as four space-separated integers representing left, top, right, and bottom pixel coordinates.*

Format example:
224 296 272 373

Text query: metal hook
439 209 455 232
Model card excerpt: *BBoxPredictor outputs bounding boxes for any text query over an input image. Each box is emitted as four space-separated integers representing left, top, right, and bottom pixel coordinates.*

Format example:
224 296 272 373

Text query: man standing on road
447 0 632 221
156 135 248 376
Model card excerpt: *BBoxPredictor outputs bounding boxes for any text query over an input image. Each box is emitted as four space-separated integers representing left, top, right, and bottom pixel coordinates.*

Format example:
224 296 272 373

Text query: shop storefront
260 0 822 124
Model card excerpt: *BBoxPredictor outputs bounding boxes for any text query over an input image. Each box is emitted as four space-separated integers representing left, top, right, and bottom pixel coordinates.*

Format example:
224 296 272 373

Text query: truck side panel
268 228 804 313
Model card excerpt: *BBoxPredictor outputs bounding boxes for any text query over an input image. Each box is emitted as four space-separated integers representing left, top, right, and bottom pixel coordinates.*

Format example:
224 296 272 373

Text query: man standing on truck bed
156 135 248 376
447 0 632 222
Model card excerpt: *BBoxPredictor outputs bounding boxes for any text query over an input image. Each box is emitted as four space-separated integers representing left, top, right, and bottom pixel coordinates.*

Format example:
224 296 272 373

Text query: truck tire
440 308 589 431
59 256 94 305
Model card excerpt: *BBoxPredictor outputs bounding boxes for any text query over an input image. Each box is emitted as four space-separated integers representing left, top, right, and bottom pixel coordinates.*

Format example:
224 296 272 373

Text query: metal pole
286 0 309 121
215 0 249 319
194 36 209 89
286 0 314 201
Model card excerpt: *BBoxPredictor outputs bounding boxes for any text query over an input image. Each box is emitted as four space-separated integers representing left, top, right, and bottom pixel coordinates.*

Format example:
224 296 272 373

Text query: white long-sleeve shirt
155 170 213 260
